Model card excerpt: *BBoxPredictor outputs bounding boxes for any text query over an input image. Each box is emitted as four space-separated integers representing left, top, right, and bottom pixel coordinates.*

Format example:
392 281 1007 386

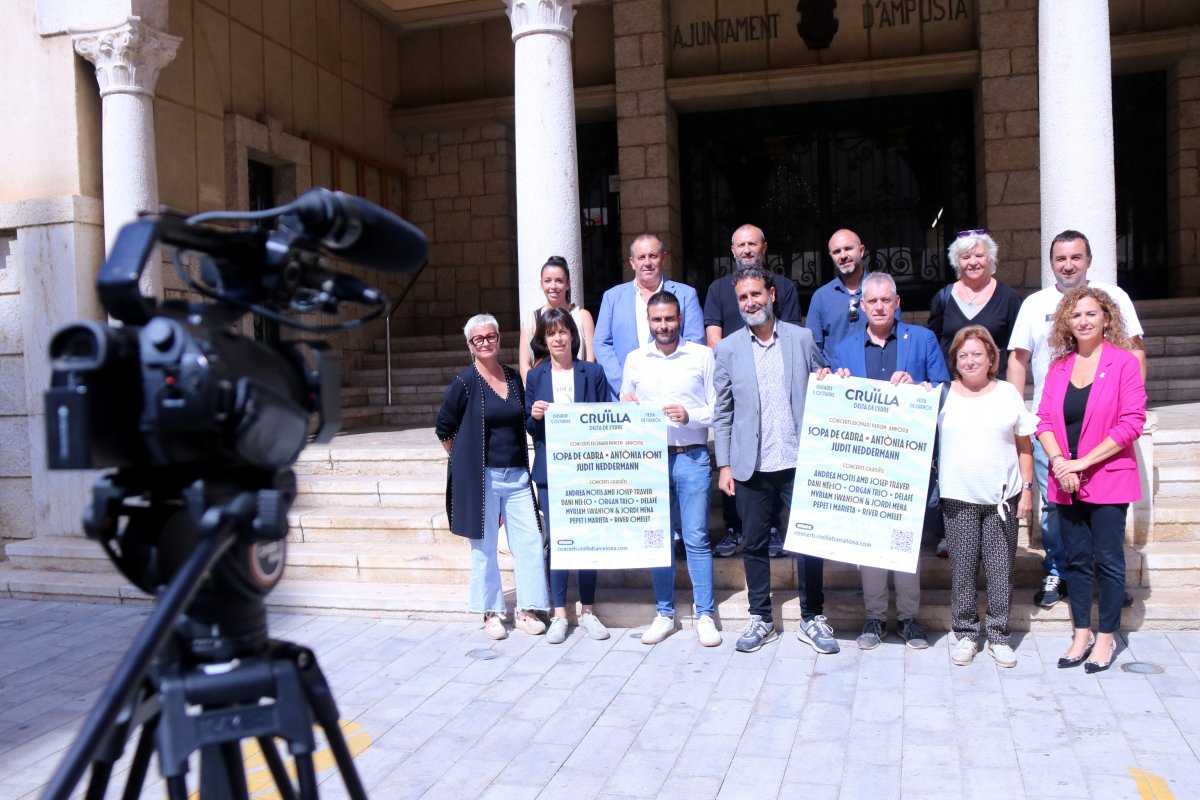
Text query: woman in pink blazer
1036 287 1146 674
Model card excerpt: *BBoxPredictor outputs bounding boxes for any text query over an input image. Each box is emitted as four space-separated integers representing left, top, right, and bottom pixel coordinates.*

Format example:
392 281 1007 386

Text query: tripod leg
257 737 299 800
40 525 235 800
118 716 160 800
166 774 189 800
287 646 369 800
294 752 320 799
198 742 253 800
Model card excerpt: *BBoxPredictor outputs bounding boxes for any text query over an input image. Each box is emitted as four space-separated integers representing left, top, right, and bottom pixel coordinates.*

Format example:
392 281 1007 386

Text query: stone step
1153 426 1200 461
294 474 445 508
1151 498 1200 541
1155 462 1200 499
358 347 518 370
346 364 467 388
286 506 453 545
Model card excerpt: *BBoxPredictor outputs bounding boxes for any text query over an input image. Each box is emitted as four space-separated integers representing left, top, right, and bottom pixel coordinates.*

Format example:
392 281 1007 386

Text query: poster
545 402 671 570
785 376 939 572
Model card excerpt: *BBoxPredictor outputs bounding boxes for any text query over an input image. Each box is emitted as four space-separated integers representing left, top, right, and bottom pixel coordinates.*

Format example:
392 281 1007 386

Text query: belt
667 443 706 455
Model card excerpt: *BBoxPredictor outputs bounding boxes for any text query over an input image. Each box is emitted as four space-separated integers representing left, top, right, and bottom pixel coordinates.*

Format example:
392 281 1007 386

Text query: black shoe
1057 633 1096 669
1122 590 1134 608
1035 574 1066 608
767 527 785 558
1085 639 1117 674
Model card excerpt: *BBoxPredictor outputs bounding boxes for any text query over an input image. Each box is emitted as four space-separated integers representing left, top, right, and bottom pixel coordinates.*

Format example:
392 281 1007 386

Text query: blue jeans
652 447 715 617
470 467 549 614
1033 438 1065 576
538 484 597 608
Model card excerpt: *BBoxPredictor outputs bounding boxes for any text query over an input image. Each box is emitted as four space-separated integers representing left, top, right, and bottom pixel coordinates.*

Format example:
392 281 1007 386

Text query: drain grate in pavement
1121 661 1165 674
467 649 499 660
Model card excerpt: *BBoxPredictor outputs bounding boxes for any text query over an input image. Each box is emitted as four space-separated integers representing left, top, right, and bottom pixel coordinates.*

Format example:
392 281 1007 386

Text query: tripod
39 474 368 800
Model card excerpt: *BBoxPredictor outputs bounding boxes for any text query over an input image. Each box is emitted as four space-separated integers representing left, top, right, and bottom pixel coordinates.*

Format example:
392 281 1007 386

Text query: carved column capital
72 17 181 97
505 0 575 41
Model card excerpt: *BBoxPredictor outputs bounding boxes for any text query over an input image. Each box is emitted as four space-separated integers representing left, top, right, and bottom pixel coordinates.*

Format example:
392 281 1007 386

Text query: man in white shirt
1007 229 1146 608
621 291 720 647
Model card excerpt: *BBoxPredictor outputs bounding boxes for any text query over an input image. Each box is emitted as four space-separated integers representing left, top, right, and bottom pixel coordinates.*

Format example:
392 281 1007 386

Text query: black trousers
735 468 825 624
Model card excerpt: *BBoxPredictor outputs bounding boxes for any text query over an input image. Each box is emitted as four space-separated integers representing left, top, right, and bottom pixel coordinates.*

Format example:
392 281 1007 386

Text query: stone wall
393 123 518 336
612 0 682 270
1167 50 1200 297
974 0 1041 290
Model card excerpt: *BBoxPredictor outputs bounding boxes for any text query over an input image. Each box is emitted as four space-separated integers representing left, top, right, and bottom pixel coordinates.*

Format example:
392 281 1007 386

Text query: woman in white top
938 325 1036 668
525 308 612 643
518 255 596 384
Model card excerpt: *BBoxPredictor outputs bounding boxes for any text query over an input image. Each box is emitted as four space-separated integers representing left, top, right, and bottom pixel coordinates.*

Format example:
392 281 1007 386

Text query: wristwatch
1021 481 1034 490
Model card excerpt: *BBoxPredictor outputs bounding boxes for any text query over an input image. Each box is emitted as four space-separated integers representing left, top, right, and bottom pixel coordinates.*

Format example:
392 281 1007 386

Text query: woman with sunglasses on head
437 314 550 640
525 308 612 644
927 229 1024 557
1036 287 1146 674
929 230 1023 381
519 255 595 384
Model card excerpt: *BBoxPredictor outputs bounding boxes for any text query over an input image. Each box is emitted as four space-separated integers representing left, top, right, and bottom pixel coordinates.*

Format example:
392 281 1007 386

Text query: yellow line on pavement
1129 767 1175 800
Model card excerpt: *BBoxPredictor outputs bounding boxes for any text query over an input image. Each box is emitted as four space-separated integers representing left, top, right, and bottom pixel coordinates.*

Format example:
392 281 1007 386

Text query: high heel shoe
1057 632 1096 669
1084 640 1117 674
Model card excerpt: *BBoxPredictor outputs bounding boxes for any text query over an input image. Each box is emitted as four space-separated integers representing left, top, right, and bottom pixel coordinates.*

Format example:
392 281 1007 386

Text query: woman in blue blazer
525 307 613 644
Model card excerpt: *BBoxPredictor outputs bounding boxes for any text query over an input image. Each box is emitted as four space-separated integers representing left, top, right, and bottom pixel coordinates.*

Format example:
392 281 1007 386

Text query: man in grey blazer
714 265 839 655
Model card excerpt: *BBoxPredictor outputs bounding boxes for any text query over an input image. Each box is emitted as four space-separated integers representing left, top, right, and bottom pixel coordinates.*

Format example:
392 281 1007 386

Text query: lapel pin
1099 372 1106 379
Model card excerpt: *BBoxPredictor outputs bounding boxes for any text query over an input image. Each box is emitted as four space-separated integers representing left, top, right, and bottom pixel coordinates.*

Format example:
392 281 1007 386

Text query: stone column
72 17 180 298
1038 0 1116 285
505 0 584 328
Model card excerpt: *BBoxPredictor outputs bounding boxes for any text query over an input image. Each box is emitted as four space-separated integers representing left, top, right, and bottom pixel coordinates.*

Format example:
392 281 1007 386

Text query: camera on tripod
37 190 426 800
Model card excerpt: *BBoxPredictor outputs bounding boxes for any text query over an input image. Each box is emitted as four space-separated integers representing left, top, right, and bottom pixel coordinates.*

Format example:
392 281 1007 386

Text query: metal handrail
384 260 429 405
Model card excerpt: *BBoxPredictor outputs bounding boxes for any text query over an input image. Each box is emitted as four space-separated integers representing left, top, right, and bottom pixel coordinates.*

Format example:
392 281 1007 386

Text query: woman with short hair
436 314 549 639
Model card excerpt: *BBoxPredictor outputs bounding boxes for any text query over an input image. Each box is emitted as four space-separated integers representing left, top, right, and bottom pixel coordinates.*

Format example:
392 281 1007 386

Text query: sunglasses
848 295 860 323
956 228 988 238
470 333 499 347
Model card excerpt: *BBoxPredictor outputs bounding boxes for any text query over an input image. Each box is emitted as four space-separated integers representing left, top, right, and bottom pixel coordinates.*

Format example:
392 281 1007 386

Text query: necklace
961 278 993 306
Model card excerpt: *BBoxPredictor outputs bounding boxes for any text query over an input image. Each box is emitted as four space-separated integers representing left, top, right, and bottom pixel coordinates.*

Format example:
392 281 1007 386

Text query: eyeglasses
848 295 860 323
956 228 988 238
469 333 499 347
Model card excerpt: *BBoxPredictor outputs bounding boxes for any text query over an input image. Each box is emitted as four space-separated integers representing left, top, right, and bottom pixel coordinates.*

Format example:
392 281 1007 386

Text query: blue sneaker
735 614 778 653
715 528 743 558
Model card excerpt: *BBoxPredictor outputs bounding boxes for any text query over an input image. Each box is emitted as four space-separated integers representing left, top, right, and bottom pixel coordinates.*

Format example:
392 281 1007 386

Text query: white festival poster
545 402 671 570
785 376 939 572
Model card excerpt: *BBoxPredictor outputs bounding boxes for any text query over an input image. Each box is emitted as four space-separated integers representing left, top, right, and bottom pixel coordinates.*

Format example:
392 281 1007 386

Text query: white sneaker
951 637 978 666
641 614 676 645
545 616 569 644
577 612 610 640
696 615 721 647
989 642 1018 668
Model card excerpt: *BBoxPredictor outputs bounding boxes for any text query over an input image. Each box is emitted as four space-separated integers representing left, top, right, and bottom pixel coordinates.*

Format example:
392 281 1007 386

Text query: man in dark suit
827 271 950 652
594 234 703 400
714 265 838 655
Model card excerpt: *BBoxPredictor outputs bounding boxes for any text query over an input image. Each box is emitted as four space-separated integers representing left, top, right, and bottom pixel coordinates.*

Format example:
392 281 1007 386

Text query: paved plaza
0 599 1198 799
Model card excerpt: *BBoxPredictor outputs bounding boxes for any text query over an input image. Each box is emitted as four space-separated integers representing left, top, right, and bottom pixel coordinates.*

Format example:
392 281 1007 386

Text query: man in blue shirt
806 229 900 361
825 271 949 652
594 234 704 400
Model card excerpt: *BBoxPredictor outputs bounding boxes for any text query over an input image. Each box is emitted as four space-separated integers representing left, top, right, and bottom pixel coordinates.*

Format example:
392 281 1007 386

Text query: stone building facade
1 0 1198 553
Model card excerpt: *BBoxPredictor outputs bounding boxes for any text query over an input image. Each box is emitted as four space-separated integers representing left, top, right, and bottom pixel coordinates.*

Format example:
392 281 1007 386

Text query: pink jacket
1035 344 1146 505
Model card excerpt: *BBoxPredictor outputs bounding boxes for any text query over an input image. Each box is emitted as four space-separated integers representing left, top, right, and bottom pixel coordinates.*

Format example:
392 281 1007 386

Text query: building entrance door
679 90 976 312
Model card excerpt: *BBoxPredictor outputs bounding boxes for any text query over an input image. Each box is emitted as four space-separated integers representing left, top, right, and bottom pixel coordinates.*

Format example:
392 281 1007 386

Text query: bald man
704 224 802 349
703 224 802 559
806 228 900 361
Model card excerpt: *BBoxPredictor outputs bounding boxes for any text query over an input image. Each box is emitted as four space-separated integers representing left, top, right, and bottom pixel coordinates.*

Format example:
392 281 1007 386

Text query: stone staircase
2 298 1198 634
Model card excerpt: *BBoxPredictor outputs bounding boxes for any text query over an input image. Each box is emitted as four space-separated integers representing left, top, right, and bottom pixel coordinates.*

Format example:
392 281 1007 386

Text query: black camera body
41 190 425 618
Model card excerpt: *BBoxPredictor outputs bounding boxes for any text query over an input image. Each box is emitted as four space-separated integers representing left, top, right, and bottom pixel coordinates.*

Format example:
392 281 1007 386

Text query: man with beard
622 291 720 647
704 224 802 559
595 234 704 400
1007 229 1145 608
714 266 838 654
807 229 900 361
